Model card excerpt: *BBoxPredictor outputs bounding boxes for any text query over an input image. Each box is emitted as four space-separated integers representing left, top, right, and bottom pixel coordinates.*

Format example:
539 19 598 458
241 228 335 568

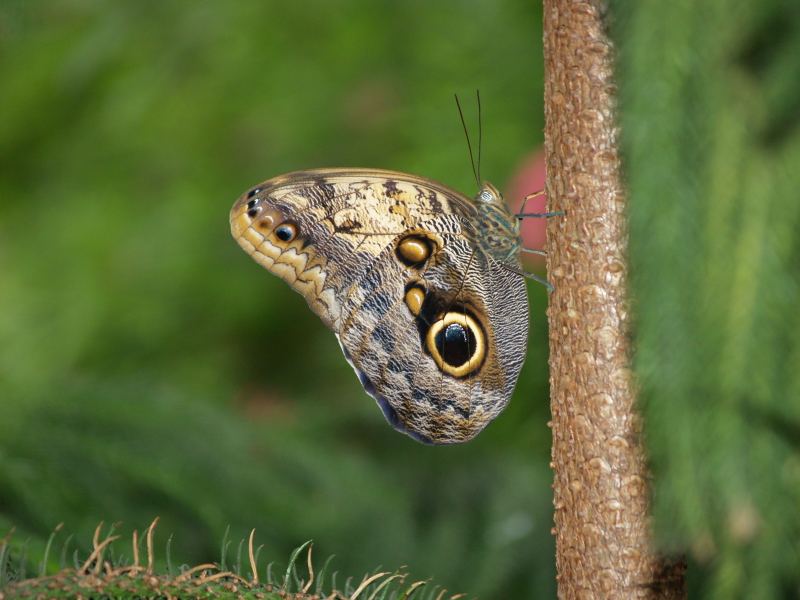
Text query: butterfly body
231 168 528 444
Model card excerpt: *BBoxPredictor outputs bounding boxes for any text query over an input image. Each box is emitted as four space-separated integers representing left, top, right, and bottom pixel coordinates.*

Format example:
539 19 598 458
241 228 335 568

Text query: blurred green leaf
612 0 800 597
0 1 555 599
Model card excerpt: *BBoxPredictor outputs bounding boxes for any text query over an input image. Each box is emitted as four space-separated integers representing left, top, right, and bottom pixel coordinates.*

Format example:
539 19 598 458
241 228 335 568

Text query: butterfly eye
478 190 494 203
275 223 297 242
396 235 433 267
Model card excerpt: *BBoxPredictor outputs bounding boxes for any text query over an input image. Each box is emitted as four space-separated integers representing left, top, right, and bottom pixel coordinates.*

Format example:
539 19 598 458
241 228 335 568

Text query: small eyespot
256 214 275 229
404 285 426 316
396 235 433 267
247 188 263 199
275 223 297 242
247 207 259 218
246 199 258 210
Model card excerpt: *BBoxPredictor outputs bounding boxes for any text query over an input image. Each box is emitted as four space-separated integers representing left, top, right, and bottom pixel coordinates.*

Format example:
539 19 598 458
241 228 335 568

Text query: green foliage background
613 0 800 598
0 2 556 599
4 1 800 598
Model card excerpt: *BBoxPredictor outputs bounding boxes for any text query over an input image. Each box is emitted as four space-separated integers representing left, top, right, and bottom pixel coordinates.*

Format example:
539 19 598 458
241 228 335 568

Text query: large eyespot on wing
335 215 529 445
425 310 487 378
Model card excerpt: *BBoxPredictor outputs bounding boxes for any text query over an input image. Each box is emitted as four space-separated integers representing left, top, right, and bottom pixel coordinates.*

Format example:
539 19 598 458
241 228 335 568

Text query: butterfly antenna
476 89 482 184
455 94 480 189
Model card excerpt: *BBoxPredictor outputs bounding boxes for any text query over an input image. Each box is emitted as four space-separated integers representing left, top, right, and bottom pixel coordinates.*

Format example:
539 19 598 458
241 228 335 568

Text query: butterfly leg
517 211 566 218
510 190 564 291
517 189 541 218
516 189 566 219
521 247 547 257
501 263 554 293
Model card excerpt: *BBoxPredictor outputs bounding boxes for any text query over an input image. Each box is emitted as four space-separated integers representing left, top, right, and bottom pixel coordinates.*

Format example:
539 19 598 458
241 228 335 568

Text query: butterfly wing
231 169 475 329
337 215 529 444
230 168 528 444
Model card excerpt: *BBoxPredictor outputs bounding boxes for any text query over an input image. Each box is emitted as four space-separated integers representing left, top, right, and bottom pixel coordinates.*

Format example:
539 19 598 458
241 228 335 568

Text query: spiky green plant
0 522 463 600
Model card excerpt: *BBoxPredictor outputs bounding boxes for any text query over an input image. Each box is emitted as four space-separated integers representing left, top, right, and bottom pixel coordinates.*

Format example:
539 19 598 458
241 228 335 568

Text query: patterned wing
336 214 529 444
230 168 528 444
230 169 474 330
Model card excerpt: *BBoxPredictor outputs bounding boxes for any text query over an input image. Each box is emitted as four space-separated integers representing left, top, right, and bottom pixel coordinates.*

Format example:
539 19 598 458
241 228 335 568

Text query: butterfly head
473 181 522 262
475 181 502 205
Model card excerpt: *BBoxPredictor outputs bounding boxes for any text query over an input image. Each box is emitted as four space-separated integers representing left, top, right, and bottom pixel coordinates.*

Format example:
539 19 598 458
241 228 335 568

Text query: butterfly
230 165 555 444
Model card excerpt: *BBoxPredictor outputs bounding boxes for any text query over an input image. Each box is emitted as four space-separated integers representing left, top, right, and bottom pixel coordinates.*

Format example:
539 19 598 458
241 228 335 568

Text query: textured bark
542 1 686 598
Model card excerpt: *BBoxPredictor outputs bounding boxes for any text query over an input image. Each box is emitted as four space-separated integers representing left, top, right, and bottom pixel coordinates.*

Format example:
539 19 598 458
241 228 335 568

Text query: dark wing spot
247 188 263 199
275 224 296 242
413 186 443 213
313 179 337 201
383 181 400 196
435 322 475 368
335 219 363 233
426 189 443 213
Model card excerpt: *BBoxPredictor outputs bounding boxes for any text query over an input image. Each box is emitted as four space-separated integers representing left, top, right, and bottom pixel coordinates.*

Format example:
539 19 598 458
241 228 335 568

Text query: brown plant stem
542 0 686 598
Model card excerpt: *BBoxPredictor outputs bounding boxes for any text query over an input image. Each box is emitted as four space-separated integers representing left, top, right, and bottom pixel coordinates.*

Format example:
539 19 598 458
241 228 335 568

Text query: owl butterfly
230 166 557 444
230 102 556 445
